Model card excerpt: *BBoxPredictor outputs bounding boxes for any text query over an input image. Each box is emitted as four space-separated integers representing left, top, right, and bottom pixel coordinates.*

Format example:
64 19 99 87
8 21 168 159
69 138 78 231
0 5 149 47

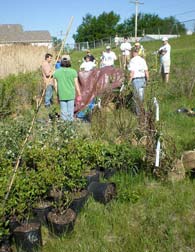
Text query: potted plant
47 190 76 237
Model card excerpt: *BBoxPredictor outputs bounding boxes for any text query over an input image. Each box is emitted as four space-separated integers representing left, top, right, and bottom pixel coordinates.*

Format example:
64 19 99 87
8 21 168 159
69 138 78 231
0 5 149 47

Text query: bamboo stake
3 16 74 208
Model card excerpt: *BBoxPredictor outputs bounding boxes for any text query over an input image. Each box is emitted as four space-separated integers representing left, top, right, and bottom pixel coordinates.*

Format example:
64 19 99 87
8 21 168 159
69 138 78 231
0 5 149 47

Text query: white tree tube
120 83 125 92
153 97 159 121
155 138 161 167
97 98 101 109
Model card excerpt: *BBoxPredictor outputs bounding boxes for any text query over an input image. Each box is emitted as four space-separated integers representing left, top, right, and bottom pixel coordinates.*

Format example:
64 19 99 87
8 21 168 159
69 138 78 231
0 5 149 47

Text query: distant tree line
73 11 186 42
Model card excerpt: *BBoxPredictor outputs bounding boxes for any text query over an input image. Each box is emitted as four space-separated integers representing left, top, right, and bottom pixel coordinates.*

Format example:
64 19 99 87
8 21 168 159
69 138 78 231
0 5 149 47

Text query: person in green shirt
53 55 81 121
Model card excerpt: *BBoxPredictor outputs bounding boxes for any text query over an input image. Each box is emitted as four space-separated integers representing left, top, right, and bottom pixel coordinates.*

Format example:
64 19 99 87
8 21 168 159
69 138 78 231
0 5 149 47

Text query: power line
180 19 195 23
174 10 195 17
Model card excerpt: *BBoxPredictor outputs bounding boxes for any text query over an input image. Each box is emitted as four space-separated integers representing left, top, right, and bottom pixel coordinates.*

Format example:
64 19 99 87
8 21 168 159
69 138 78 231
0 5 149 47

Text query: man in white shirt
120 37 132 69
100 46 117 67
80 55 96 71
128 48 149 114
158 37 171 83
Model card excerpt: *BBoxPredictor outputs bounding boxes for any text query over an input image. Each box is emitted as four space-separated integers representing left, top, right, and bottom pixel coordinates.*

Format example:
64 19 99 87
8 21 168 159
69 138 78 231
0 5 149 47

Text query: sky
1 0 195 44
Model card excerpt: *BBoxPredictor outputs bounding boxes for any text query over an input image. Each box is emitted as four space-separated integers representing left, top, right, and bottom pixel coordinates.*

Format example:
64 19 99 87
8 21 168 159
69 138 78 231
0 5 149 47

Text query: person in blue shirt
55 56 61 69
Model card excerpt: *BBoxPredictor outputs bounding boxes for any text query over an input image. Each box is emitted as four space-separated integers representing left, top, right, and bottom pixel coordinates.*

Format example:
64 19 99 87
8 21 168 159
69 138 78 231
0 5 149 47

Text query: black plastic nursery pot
84 169 100 186
32 201 53 225
9 218 20 235
47 208 76 236
103 168 117 179
69 190 89 214
0 235 12 252
13 221 42 252
88 182 117 204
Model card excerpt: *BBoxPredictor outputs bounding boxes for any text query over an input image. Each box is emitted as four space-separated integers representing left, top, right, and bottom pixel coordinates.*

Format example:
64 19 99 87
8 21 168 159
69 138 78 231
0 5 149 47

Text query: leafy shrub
0 71 42 117
0 118 31 160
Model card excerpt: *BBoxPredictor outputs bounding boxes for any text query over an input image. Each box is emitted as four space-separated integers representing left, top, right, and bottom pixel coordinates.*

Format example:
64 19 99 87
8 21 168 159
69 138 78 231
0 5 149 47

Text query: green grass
41 172 195 252
6 34 195 251
39 34 195 251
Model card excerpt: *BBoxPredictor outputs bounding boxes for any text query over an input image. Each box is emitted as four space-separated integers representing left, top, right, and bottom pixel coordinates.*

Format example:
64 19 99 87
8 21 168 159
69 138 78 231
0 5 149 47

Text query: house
0 24 52 48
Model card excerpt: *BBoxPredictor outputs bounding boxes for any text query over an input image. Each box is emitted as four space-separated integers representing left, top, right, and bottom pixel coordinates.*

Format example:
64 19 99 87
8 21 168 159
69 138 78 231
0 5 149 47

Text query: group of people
41 36 171 121
79 37 145 71
79 46 117 71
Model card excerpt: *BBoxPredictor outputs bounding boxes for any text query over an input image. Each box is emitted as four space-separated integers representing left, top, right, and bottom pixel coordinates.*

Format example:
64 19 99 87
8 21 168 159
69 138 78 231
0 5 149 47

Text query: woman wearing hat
134 42 145 58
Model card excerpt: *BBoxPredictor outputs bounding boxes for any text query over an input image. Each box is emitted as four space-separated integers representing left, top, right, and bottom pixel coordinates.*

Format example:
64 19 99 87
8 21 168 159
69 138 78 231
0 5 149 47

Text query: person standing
41 53 54 107
80 55 96 71
53 55 81 121
100 46 117 67
134 41 145 58
120 37 132 69
114 34 120 47
158 37 171 83
128 48 149 114
55 56 61 69
84 50 95 63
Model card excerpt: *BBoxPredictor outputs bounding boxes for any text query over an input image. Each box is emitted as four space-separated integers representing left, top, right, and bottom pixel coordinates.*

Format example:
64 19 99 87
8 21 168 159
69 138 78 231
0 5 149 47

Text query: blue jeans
60 100 75 121
45 84 53 106
132 78 146 114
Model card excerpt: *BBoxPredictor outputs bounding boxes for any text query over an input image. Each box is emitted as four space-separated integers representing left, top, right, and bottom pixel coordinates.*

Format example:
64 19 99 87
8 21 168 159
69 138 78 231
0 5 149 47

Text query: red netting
74 66 124 113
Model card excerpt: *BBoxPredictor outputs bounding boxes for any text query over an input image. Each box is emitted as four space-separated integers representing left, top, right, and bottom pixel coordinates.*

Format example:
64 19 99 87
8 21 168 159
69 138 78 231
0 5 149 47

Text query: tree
121 13 186 36
73 12 120 42
73 12 186 43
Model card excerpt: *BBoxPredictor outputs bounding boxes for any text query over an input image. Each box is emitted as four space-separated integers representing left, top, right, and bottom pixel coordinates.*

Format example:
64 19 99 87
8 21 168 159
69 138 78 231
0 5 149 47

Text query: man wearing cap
53 55 81 121
100 46 117 67
158 37 171 83
128 48 149 115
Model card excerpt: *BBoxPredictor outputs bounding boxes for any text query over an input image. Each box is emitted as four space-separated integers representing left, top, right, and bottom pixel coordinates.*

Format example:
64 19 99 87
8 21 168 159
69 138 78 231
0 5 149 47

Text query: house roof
0 24 52 43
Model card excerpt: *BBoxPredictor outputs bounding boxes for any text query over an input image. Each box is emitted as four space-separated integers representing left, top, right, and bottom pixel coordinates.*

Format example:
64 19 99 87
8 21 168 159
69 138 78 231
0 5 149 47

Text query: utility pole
130 0 144 39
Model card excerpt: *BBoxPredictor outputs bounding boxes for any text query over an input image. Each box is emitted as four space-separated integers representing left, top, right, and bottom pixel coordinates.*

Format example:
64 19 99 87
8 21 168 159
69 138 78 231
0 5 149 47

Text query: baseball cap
106 45 111 50
135 42 140 46
61 54 71 61
162 37 168 42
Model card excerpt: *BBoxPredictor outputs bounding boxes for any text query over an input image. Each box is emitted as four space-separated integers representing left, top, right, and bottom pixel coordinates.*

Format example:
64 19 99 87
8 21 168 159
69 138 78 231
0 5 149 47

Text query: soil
14 222 40 233
33 201 52 209
47 208 76 225
104 183 117 202
48 188 63 201
0 245 12 252
83 169 97 176
70 190 88 200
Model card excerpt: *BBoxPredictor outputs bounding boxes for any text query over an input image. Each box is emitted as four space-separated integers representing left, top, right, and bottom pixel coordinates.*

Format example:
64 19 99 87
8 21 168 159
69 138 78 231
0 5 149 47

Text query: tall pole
130 0 144 39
